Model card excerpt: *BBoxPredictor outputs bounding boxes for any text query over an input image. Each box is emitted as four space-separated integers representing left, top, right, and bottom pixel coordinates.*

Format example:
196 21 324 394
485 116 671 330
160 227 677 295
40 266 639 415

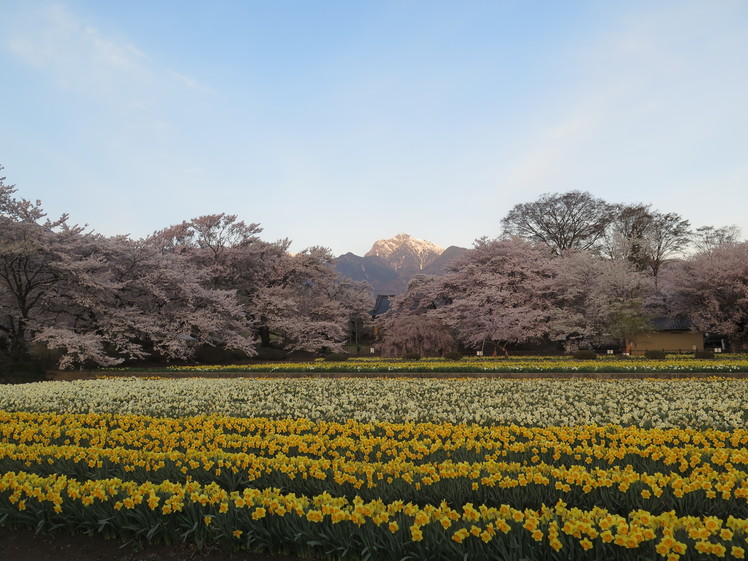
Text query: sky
1 1 747 256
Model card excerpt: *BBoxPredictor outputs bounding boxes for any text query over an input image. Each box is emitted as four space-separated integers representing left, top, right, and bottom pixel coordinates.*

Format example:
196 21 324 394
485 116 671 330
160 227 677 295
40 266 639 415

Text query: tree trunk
8 318 28 362
258 325 271 347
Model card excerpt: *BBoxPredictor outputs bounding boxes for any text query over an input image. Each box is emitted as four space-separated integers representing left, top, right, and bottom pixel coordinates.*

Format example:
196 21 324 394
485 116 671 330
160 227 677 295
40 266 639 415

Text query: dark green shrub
0 359 48 383
194 344 249 363
255 346 288 361
645 350 667 359
324 353 349 362
443 351 462 361
572 350 597 360
403 352 422 361
695 350 715 359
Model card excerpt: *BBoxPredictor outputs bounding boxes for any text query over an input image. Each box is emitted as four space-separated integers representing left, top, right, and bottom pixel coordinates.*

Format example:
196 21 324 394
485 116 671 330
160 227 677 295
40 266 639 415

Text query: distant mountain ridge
335 233 467 294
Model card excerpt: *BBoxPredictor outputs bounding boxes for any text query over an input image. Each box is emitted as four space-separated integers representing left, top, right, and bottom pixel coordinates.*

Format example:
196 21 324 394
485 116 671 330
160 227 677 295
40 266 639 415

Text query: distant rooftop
652 317 693 331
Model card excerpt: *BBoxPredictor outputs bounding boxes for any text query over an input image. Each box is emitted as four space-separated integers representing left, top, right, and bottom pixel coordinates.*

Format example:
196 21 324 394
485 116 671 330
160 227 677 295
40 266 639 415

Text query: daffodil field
1 377 748 560
156 354 748 374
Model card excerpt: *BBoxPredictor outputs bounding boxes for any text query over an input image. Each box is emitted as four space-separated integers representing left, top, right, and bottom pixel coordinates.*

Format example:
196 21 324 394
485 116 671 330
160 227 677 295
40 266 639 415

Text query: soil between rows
0 526 309 561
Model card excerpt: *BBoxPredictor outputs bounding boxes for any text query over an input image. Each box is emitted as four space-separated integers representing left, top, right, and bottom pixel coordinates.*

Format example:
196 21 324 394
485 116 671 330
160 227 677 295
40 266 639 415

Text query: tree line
2 167 746 370
0 167 372 370
379 191 747 357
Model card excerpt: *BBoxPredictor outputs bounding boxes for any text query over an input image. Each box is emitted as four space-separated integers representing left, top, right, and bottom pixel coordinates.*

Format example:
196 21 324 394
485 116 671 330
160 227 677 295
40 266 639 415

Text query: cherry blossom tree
555 251 655 352
1 170 255 368
0 169 84 363
664 242 748 350
15 231 256 369
384 238 659 355
248 246 373 353
152 215 373 355
427 237 563 356
379 313 457 357
378 275 457 357
446 238 563 355
150 213 264 289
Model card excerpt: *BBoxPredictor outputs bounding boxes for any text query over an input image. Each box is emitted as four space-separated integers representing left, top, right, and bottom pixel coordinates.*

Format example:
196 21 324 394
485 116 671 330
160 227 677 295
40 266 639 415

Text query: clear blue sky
2 1 747 256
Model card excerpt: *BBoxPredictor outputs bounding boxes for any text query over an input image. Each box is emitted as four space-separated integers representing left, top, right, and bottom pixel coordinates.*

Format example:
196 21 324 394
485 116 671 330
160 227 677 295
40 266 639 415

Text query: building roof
652 317 693 331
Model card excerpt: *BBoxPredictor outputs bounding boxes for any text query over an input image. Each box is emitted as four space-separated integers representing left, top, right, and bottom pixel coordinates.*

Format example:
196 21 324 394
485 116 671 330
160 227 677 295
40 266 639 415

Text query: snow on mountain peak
365 233 445 272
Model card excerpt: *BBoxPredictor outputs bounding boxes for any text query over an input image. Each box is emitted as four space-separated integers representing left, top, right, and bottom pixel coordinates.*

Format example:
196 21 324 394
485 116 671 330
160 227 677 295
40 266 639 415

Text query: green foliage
645 350 667 359
0 356 49 383
193 344 249 364
695 350 715 359
402 352 422 361
324 353 349 362
607 300 653 347
443 351 462 361
572 350 597 360
254 346 288 361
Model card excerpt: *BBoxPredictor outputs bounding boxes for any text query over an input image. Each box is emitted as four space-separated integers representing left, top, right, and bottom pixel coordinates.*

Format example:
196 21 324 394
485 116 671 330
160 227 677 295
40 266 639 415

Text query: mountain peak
365 233 445 273
335 234 468 294
366 233 444 259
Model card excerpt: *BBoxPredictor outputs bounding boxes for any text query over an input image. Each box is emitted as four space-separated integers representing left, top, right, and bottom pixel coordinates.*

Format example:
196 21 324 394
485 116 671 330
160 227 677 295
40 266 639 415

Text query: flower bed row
1 377 746 430
149 355 748 374
2 377 748 559
2 470 747 560
1 412 747 520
